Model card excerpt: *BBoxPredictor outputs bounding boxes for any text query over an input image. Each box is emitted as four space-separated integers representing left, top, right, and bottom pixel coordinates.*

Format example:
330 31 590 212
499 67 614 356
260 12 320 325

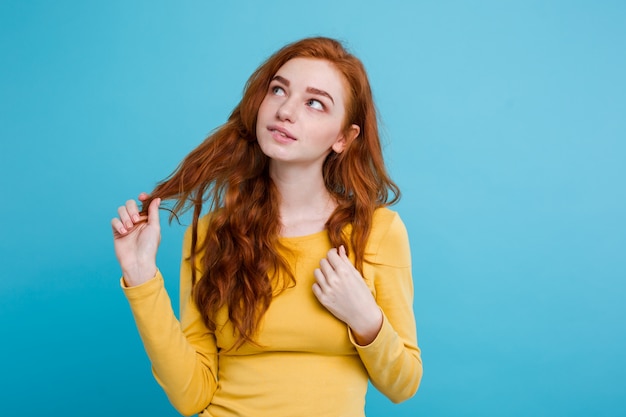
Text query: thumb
147 197 161 227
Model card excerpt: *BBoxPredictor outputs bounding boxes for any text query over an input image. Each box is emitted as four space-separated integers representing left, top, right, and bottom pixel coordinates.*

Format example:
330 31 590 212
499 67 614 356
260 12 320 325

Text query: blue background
1 1 625 416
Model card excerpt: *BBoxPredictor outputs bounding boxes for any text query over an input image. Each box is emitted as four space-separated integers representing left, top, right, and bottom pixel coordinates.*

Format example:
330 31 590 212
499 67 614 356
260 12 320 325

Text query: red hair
143 37 399 348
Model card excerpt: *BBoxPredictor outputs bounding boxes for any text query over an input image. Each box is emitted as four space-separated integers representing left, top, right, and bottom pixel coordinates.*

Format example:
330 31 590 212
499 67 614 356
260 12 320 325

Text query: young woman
112 37 422 416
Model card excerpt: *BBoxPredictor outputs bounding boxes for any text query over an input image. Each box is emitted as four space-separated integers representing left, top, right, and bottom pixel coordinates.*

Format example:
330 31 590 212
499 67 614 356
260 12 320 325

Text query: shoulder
365 207 412 268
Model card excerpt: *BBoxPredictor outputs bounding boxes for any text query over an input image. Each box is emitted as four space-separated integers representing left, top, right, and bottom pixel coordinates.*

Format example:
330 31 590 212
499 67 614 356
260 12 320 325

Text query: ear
332 124 360 154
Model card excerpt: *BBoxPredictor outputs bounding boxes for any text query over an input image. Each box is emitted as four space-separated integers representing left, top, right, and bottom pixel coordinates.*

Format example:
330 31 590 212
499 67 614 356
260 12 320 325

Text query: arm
353 212 422 403
313 210 422 403
114 196 218 415
122 267 218 415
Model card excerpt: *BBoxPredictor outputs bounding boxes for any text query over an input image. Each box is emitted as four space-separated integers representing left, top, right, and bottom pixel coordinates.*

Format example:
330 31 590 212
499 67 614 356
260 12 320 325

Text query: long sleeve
350 209 423 403
122 227 218 416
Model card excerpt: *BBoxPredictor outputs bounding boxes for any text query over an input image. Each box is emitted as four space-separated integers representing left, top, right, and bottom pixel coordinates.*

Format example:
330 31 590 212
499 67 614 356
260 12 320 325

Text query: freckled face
255 58 351 166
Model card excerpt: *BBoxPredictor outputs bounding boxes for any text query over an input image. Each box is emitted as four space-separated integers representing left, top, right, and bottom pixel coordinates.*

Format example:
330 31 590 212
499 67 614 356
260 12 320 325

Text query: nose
276 97 296 123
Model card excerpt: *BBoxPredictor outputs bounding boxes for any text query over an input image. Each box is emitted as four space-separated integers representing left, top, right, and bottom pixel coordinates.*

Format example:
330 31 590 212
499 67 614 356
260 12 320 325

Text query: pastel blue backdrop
1 1 624 416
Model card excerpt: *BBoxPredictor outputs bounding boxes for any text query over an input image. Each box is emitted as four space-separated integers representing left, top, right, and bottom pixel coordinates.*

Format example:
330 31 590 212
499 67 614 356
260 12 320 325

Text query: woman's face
255 58 359 168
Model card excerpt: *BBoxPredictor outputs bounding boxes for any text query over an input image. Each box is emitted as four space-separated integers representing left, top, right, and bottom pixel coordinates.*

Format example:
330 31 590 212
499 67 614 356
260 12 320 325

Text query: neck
269 161 336 237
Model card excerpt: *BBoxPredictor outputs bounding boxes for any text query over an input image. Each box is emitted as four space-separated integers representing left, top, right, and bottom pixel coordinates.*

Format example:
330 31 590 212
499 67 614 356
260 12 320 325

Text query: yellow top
123 207 422 416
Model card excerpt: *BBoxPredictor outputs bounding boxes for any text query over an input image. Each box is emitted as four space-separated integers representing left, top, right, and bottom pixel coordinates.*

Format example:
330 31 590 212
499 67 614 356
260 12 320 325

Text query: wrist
121 263 158 287
350 308 383 346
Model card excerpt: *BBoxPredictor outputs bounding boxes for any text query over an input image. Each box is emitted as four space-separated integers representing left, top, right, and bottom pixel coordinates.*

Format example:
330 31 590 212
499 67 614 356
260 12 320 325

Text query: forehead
274 58 348 102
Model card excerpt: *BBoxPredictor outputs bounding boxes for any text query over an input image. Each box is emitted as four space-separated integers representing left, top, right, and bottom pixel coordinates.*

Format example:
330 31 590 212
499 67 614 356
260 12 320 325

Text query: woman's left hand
313 246 383 345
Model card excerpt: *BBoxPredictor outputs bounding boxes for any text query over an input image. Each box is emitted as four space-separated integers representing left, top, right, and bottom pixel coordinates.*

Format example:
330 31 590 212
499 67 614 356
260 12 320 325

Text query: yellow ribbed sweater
123 208 422 416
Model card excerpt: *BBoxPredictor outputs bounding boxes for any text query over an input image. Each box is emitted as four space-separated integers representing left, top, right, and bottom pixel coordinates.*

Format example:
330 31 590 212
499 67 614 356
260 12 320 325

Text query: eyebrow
271 75 335 105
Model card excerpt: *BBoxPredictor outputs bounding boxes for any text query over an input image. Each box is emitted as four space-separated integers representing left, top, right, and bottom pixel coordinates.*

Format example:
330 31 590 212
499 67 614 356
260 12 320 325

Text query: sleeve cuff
347 309 390 350
120 269 163 299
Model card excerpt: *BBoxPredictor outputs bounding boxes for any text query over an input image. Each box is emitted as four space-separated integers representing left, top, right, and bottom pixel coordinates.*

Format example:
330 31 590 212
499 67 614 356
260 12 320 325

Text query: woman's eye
271 86 285 96
307 99 324 110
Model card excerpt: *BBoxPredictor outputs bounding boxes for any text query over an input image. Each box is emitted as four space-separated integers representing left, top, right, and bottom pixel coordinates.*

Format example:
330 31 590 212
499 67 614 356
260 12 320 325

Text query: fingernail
126 222 133 229
132 214 140 222
120 227 127 234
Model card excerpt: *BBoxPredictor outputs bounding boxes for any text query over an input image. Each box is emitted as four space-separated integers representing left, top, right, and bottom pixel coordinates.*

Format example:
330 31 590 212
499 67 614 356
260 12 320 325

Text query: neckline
278 228 328 243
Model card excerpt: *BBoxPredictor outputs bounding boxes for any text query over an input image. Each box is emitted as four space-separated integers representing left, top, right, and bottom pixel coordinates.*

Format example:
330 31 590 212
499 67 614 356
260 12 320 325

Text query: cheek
256 99 270 132
257 98 267 118
317 118 345 142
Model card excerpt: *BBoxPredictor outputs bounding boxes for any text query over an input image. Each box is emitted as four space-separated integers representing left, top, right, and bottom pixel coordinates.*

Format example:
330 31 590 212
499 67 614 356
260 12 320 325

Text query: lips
268 125 296 141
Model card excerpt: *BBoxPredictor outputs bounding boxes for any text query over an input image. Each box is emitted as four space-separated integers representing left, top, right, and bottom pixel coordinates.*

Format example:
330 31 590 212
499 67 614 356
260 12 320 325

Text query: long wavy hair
141 37 399 348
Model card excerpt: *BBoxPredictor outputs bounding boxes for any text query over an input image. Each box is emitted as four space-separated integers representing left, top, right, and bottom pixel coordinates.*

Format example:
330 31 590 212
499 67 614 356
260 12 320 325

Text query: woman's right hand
111 192 162 287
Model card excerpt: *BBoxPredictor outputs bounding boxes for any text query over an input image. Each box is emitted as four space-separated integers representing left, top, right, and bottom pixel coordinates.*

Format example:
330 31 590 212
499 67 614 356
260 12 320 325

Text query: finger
313 267 329 289
125 199 141 223
117 205 134 230
312 282 324 300
138 192 150 201
147 197 161 227
318 258 337 282
325 247 344 268
338 245 358 273
325 248 354 279
111 217 128 235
